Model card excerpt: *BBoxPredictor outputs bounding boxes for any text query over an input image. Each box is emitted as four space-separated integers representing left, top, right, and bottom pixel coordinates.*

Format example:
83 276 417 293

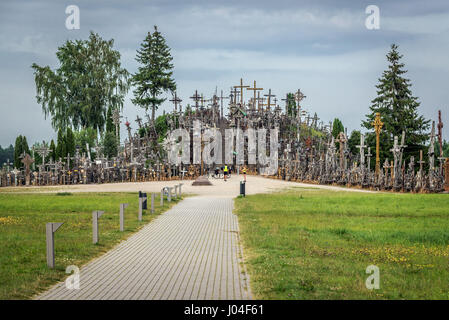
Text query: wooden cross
262 89 276 111
21 153 34 186
219 90 229 119
190 90 201 112
234 78 249 105
35 146 50 168
169 92 182 112
438 110 444 158
372 112 384 176
365 147 372 171
335 132 347 169
417 149 425 174
246 80 263 110
356 134 367 166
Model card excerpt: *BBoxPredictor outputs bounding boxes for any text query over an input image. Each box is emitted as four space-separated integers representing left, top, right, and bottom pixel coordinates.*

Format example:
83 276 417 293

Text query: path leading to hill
37 197 251 300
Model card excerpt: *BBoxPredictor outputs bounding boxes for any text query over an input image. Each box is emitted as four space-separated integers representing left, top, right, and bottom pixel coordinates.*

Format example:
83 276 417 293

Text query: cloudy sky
1 0 448 147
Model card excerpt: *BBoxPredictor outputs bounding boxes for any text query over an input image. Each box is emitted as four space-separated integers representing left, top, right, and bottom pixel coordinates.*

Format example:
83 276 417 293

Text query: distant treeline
0 145 14 167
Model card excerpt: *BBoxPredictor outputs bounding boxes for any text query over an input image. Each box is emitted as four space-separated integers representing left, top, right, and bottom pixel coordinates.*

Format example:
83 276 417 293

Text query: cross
281 93 290 115
365 147 373 171
418 149 425 174
372 112 384 176
234 78 249 105
170 91 182 112
438 110 444 158
3 158 12 172
263 89 276 111
21 153 34 186
356 134 367 166
219 90 229 119
294 89 306 110
35 146 51 168
335 132 347 169
190 90 201 113
246 81 263 110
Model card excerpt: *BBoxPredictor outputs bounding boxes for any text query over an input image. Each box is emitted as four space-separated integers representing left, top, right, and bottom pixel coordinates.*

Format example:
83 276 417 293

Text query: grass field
234 188 449 299
0 192 180 299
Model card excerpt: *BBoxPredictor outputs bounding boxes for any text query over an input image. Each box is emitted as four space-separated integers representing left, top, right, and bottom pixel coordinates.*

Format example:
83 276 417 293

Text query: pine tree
66 127 75 157
132 26 176 121
14 135 23 169
362 44 430 164
49 139 56 161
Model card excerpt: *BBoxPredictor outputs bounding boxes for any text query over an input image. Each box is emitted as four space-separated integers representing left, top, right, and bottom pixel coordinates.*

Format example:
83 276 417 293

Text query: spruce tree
132 26 176 121
362 44 430 164
66 127 75 157
49 139 56 161
14 135 23 169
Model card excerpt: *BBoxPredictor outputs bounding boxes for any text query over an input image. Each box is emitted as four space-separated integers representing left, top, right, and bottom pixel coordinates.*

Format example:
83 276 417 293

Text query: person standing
224 165 228 181
242 166 247 182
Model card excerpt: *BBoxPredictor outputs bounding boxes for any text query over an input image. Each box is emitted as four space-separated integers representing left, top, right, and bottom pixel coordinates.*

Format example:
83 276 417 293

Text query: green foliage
49 140 56 162
74 127 97 159
55 129 66 161
106 105 115 134
362 44 430 165
13 135 30 169
31 31 130 133
155 113 169 143
444 140 449 157
331 118 344 138
66 127 75 157
348 130 361 155
102 131 118 159
286 93 296 118
0 145 14 168
132 26 176 121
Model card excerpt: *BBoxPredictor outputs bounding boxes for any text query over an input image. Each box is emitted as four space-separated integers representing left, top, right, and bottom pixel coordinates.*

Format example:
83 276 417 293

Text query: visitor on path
224 165 229 181
242 166 247 182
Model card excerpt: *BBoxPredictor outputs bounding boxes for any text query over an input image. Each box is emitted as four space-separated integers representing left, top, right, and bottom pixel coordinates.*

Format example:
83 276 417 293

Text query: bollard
46 222 64 268
174 185 178 199
138 198 143 221
160 188 164 206
92 211 105 244
179 183 183 197
240 181 246 197
168 187 172 202
151 193 155 213
120 203 129 231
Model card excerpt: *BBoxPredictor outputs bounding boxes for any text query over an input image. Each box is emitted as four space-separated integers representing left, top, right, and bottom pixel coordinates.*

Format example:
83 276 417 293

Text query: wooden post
120 203 129 231
46 222 64 268
151 193 155 213
92 211 104 244
372 112 384 177
160 188 164 206
138 198 143 221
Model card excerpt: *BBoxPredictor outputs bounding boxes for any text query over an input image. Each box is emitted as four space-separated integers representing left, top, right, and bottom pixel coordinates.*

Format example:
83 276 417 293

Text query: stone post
92 211 105 244
120 203 129 231
168 187 172 202
46 222 64 268
138 198 143 221
151 193 155 213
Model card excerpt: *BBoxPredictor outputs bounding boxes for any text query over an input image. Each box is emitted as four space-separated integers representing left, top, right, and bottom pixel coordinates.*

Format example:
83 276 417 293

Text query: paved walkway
37 197 251 300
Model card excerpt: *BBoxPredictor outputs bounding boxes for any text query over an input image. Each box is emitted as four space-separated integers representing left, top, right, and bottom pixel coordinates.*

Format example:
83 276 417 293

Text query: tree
74 127 97 158
0 144 14 167
102 131 118 159
331 118 345 150
55 129 66 160
286 93 296 118
362 44 430 165
348 130 361 156
49 140 56 162
32 31 130 133
132 26 176 121
13 135 30 169
66 127 76 157
106 105 115 135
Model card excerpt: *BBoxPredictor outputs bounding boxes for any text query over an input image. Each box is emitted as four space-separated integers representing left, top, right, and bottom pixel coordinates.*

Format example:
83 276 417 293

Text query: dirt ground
0 174 376 197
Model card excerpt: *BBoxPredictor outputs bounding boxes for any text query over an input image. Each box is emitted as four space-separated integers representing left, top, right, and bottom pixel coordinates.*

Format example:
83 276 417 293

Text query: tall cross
263 89 276 111
418 149 425 174
190 90 201 113
356 134 367 166
281 93 290 115
21 153 34 186
246 80 263 110
234 78 249 105
365 147 373 171
36 146 51 168
170 92 182 112
219 90 229 119
335 132 347 170
294 89 306 113
372 112 384 176
438 110 444 158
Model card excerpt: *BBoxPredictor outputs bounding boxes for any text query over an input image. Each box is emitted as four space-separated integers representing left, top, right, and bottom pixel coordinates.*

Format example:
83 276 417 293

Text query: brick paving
36 197 252 300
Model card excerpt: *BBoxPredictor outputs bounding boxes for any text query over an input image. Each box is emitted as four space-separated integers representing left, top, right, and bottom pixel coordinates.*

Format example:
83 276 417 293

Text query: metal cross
170 91 182 112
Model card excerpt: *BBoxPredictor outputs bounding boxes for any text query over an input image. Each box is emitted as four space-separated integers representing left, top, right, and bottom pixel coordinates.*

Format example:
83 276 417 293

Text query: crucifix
36 146 51 169
190 90 201 114
246 80 263 111
263 89 276 112
294 89 306 120
372 112 384 177
21 153 34 186
234 78 249 105
170 91 182 113
335 132 347 170
365 147 372 172
356 134 367 167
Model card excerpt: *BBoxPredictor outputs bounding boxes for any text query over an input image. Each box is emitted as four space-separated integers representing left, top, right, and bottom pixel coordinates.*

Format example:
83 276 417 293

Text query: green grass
234 188 449 299
0 192 181 299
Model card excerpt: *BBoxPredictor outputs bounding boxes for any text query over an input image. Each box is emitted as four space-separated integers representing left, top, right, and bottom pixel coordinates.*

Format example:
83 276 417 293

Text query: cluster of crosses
1 78 448 193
